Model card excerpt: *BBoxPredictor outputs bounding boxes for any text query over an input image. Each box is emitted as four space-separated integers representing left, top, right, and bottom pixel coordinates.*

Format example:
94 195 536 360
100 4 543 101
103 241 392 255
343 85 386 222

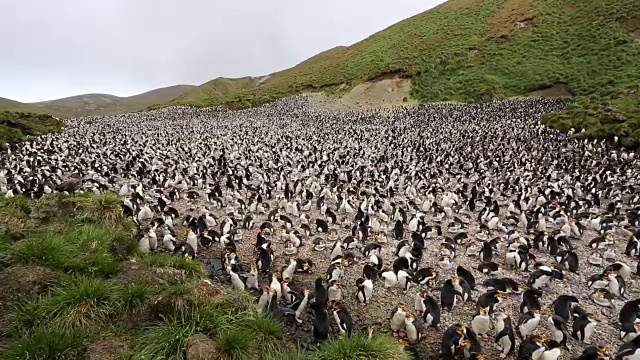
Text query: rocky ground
155 184 637 359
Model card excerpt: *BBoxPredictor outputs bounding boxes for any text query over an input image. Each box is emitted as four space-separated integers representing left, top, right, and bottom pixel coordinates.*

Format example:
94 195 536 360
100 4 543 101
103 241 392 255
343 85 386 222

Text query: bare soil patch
527 83 573 98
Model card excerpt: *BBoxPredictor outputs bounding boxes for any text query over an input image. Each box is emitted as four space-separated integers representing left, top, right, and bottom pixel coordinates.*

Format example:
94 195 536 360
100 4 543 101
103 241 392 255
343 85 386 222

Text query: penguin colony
2 94 640 359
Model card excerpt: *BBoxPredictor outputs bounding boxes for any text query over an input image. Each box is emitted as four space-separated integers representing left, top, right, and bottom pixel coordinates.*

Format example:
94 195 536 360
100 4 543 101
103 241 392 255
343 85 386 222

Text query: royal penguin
330 301 353 336
440 323 467 358
517 334 546 360
414 288 427 316
494 311 516 358
539 340 562 360
608 271 627 298
616 336 640 360
471 306 491 338
440 278 458 311
520 288 543 314
590 288 614 308
380 268 398 288
456 265 476 290
282 257 298 281
355 277 373 304
404 313 424 344
390 303 409 337
327 280 343 302
476 290 504 314
547 315 568 347
572 311 598 344
517 310 542 339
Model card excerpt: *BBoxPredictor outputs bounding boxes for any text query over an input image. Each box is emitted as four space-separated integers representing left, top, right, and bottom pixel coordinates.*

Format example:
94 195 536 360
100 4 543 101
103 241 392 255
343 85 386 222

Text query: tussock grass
137 253 205 279
215 329 255 360
118 283 155 313
0 326 88 360
311 334 409 360
47 275 122 330
130 317 197 360
0 111 62 146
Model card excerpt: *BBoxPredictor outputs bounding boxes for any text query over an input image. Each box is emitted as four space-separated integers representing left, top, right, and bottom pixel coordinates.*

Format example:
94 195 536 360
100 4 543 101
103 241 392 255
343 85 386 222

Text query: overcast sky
0 0 445 103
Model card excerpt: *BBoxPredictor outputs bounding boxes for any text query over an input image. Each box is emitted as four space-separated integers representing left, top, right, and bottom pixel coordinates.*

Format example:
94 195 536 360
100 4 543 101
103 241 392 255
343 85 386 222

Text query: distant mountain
0 85 195 118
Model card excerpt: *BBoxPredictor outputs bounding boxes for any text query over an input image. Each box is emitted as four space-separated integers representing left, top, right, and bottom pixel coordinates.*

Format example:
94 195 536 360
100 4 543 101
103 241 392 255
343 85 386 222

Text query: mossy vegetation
0 111 62 146
165 0 639 147
0 193 410 360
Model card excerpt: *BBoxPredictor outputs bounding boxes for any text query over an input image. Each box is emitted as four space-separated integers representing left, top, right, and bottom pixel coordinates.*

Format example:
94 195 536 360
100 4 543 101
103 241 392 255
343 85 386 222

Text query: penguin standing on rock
440 323 467 359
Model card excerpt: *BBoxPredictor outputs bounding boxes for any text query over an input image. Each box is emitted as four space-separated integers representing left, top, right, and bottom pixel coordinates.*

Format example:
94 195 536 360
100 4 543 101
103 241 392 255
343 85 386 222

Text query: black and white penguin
440 323 467 358
421 293 441 328
546 315 568 347
517 334 546 360
517 310 541 339
572 312 598 344
355 277 373 304
520 288 543 313
616 336 640 360
470 306 491 338
494 311 516 358
540 340 562 360
330 301 353 336
440 278 458 311
314 277 328 307
456 265 476 290
390 303 409 337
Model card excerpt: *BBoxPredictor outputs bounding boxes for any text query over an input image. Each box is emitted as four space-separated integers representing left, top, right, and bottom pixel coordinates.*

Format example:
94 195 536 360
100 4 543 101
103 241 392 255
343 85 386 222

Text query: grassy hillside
171 77 261 106
0 193 411 360
0 111 62 147
0 85 194 119
172 0 640 146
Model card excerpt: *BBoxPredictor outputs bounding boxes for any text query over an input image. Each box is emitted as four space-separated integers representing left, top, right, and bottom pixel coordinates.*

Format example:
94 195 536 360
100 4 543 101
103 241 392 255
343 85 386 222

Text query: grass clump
0 326 88 360
130 317 198 360
137 252 205 279
47 275 122 330
311 334 409 360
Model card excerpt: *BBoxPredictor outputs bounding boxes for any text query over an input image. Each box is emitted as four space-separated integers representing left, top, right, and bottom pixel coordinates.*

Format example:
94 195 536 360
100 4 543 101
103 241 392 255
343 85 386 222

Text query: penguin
380 268 398 288
520 288 543 313
393 220 404 240
616 336 640 360
440 323 467 358
471 306 491 338
256 284 271 313
482 278 520 294
398 270 412 292
422 293 441 328
412 266 438 285
517 310 541 339
608 271 627 298
390 303 409 337
404 313 424 344
547 315 568 347
441 278 458 311
414 288 427 316
292 289 310 323
330 301 353 336
620 299 640 325
314 277 328 307
310 301 330 342
453 276 472 302
551 295 579 322
494 312 516 358
539 340 562 360
456 265 476 290
478 261 502 275
621 322 640 342
527 267 553 290
572 312 598 344
517 334 546 360
282 257 298 281
476 290 504 314
587 273 609 289
355 277 373 304
576 345 609 360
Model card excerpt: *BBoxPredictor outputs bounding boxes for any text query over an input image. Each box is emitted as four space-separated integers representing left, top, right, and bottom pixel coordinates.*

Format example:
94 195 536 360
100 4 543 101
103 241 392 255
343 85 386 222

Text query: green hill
0 85 195 118
0 111 62 147
170 0 640 146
